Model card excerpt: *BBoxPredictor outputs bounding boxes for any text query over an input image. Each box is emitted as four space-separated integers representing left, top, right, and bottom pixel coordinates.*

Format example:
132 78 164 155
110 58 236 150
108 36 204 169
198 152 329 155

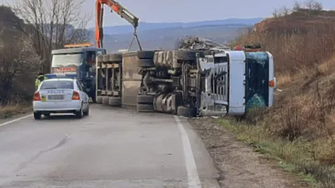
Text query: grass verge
0 105 32 119
220 118 335 188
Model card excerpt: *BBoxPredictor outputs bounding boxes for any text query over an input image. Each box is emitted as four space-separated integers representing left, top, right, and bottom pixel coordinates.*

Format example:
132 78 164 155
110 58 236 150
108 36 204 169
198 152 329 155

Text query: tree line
0 0 91 105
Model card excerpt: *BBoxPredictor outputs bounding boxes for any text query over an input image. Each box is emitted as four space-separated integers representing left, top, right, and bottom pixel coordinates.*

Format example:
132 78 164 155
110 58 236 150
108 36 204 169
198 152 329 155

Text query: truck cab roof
52 47 105 55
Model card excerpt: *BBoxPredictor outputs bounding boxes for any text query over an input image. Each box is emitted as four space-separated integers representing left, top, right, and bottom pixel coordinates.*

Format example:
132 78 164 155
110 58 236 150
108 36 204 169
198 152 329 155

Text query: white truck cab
199 49 276 116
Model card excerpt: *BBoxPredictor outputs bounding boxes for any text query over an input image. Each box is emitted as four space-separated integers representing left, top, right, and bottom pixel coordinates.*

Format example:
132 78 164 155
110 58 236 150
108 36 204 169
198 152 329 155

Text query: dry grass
276 73 293 87
221 119 335 188
225 6 335 188
0 105 31 119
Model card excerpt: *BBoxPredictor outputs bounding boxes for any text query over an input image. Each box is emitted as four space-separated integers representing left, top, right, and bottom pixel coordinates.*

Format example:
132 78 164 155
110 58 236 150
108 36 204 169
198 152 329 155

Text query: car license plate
48 95 64 100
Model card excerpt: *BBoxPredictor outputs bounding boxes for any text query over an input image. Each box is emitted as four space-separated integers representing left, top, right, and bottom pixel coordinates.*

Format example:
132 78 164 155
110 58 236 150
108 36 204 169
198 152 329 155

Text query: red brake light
34 92 41 101
72 91 80 100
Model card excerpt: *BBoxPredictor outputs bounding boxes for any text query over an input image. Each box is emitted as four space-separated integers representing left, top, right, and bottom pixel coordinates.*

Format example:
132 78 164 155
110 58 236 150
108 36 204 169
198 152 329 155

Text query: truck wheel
96 96 103 104
102 96 109 105
137 103 154 112
102 54 110 63
109 53 122 62
137 95 154 104
97 55 103 63
137 59 154 67
109 97 121 106
137 51 155 59
175 50 197 61
177 106 195 117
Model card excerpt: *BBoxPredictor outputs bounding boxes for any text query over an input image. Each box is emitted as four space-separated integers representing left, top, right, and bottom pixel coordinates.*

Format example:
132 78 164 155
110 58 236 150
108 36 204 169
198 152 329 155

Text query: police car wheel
34 112 41 120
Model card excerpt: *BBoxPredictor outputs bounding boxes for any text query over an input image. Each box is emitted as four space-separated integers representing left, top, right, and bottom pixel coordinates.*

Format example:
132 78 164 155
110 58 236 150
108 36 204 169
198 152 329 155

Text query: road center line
0 115 32 127
174 115 202 188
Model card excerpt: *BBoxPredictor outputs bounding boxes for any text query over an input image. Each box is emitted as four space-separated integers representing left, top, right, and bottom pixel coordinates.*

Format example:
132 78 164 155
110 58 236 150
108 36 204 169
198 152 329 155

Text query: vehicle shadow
39 114 88 121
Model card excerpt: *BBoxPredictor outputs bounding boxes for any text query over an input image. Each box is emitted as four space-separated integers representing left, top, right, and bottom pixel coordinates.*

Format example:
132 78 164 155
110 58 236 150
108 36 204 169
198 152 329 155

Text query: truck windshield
51 53 84 67
245 52 269 109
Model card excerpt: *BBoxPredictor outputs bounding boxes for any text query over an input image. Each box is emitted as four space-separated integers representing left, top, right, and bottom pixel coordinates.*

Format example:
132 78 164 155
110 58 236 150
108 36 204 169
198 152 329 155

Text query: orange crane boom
95 0 142 50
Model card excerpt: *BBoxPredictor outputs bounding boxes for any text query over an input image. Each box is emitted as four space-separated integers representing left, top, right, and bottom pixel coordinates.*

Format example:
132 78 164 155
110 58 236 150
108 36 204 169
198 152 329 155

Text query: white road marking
174 115 202 188
0 115 32 127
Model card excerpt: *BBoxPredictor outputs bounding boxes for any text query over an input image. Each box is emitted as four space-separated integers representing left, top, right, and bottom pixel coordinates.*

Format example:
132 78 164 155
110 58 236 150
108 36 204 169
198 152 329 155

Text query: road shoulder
0 107 32 125
175 116 221 188
188 117 309 188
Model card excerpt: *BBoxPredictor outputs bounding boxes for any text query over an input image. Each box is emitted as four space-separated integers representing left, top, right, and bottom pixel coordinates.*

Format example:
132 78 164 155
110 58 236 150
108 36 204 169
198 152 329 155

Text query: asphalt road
0 104 220 188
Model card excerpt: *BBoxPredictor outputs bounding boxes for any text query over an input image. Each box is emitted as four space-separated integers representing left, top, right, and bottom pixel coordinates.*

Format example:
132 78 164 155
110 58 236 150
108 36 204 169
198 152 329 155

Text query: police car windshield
40 80 74 90
51 53 84 67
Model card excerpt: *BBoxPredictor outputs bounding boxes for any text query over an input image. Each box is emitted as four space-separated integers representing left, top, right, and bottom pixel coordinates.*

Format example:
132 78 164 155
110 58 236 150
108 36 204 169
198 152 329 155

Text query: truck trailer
95 47 276 117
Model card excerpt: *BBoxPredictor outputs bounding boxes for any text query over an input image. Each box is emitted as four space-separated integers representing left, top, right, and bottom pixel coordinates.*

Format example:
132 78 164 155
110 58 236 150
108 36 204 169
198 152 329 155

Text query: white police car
33 78 90 120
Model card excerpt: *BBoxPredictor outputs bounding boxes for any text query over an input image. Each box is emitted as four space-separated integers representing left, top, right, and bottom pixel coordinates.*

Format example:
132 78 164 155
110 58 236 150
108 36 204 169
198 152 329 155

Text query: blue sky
1 0 334 27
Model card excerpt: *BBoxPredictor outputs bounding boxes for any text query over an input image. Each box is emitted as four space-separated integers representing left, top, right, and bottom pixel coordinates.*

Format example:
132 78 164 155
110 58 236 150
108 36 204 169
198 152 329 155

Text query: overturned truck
95 46 275 117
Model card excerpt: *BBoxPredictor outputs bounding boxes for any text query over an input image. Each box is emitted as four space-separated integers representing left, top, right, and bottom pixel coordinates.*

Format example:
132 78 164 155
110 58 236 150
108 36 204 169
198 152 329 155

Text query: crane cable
128 27 142 51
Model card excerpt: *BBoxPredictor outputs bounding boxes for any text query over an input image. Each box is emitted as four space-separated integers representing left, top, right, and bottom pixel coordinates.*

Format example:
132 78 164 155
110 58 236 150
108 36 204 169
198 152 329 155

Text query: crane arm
95 0 140 48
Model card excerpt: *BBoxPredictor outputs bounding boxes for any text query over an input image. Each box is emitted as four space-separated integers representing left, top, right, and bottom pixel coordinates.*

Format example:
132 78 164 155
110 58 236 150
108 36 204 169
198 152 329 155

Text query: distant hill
88 18 264 53
254 9 335 34
90 18 264 35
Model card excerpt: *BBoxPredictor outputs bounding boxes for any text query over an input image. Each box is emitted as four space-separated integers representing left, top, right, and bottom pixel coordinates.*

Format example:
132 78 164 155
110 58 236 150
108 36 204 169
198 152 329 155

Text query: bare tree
272 9 279 18
293 1 302 12
11 0 91 73
280 6 291 16
0 34 41 104
304 0 323 10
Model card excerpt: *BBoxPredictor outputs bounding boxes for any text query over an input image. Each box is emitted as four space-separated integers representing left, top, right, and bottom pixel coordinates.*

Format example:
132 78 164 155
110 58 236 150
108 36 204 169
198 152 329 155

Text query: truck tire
109 53 122 62
97 55 103 63
137 51 155 59
175 50 197 61
102 54 110 62
177 106 195 117
96 96 103 104
137 95 154 104
137 59 154 67
109 97 121 106
137 103 154 112
102 96 109 105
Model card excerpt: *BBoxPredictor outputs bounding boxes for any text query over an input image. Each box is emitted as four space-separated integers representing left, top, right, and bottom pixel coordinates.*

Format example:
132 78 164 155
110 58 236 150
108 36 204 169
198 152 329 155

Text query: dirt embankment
189 6 335 188
189 117 309 188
